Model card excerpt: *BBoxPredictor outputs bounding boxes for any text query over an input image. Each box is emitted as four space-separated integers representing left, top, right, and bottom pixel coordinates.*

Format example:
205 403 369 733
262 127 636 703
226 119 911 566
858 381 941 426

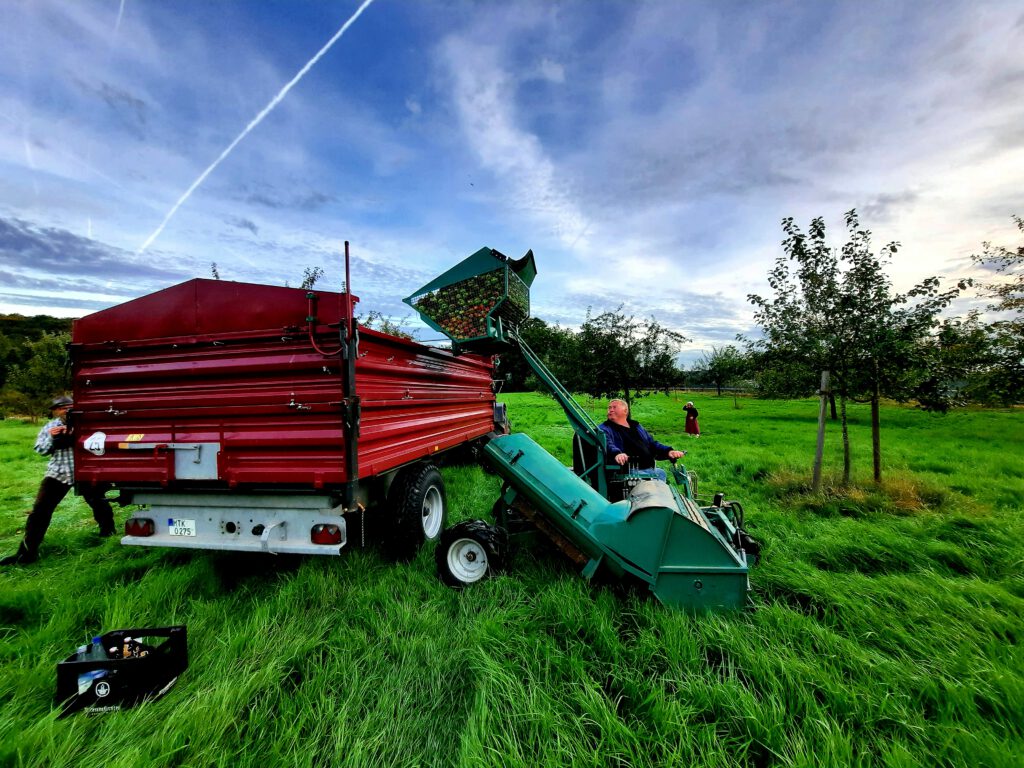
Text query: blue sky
1 0 1022 363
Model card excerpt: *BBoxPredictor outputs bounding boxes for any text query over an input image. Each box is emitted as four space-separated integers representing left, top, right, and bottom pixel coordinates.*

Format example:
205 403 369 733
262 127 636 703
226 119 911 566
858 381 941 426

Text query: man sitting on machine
598 399 685 484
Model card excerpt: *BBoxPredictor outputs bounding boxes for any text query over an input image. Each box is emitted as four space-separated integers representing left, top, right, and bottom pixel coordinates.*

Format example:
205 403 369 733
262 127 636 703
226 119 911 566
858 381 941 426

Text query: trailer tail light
310 524 342 545
125 518 155 537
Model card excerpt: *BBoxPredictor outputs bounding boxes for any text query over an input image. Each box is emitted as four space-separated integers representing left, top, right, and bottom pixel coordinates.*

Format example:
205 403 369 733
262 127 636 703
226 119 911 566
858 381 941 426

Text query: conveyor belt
679 496 710 532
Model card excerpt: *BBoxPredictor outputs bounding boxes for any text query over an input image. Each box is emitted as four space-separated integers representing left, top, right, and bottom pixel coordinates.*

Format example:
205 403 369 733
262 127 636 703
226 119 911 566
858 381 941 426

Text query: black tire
383 464 447 562
436 520 506 589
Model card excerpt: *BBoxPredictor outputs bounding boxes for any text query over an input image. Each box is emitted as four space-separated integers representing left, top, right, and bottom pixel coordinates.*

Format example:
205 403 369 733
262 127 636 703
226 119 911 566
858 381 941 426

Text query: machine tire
383 463 447 562
436 520 506 589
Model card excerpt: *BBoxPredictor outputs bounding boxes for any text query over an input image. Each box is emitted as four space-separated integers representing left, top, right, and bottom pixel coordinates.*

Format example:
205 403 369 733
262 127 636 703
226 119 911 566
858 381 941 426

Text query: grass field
0 393 1021 767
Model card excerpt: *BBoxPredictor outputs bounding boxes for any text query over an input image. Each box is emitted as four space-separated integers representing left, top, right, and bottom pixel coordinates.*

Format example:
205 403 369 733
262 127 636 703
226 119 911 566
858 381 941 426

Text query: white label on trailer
168 518 196 537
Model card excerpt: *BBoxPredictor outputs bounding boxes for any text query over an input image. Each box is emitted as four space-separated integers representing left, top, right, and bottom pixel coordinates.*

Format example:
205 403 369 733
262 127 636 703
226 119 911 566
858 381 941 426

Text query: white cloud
438 34 591 251
1 0 1022 358
537 58 564 84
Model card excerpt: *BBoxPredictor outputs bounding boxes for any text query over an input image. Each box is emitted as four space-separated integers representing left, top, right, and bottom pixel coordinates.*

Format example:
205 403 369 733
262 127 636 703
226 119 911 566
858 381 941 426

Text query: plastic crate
56 625 188 716
404 247 536 350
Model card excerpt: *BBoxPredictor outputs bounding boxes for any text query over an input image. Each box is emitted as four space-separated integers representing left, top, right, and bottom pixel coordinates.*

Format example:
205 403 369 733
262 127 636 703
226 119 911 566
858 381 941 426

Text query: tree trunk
840 394 850 487
871 361 881 484
812 370 830 493
871 395 881 484
829 393 838 420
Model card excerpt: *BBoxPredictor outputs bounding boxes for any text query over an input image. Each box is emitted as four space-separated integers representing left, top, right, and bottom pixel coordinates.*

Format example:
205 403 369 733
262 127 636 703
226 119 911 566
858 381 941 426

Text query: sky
1 0 1022 364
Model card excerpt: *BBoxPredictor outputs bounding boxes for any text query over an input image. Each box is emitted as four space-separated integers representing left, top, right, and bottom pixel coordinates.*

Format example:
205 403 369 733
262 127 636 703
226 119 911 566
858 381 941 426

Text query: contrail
114 0 126 34
138 0 378 254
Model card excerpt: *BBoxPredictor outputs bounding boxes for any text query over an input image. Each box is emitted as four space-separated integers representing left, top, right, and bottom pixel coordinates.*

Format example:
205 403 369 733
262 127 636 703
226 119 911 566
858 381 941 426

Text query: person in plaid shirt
1 396 115 565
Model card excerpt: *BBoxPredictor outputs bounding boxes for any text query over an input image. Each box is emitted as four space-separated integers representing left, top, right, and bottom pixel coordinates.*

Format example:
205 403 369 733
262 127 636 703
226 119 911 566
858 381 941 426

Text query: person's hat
685 401 694 407
50 396 73 410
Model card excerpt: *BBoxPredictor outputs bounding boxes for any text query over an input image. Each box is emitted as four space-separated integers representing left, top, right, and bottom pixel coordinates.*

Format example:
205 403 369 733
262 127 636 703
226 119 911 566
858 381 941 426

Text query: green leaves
561 308 688 403
969 214 1024 405
5 330 71 415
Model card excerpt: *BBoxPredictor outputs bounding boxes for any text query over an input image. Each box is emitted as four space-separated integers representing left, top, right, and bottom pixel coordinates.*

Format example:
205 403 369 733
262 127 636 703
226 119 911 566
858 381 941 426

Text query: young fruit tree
695 345 749 398
971 215 1023 405
747 210 965 488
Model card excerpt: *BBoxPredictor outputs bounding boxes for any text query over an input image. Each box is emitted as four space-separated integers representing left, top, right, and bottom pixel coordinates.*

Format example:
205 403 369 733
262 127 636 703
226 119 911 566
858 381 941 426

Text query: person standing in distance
684 401 700 438
1 396 115 566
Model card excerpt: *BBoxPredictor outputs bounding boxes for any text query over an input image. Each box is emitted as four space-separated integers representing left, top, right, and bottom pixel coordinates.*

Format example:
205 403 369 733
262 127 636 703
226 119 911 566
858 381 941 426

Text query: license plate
168 518 196 537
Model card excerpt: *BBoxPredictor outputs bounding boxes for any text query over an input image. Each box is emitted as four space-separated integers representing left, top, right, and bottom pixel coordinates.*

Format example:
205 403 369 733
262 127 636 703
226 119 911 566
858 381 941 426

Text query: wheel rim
446 538 488 583
421 485 444 540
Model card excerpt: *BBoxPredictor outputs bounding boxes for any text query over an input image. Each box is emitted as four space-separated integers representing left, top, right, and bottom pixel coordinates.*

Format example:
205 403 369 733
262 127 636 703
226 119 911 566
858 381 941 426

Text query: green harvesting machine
404 248 759 611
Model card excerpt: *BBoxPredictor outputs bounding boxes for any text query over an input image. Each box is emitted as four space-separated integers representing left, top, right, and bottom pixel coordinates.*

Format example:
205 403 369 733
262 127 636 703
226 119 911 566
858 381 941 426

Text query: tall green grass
0 394 1021 767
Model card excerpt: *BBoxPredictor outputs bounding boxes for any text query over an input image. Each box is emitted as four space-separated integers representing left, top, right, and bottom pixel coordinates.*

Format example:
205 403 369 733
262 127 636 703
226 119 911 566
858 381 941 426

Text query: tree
358 310 415 340
300 267 325 290
746 215 846 489
0 331 14 389
974 215 1024 314
695 345 749 398
971 215 1023 404
6 331 72 415
748 211 964 488
497 317 577 392
748 350 820 400
914 311 992 409
834 211 964 482
0 315 73 399
564 308 687 404
284 266 325 290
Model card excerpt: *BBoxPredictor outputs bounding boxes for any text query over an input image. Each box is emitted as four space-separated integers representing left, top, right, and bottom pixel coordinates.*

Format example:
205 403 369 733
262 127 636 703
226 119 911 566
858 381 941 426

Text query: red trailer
70 267 506 559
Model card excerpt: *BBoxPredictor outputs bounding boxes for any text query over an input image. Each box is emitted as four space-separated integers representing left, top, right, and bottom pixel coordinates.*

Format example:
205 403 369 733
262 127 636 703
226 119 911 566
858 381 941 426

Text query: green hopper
403 247 537 352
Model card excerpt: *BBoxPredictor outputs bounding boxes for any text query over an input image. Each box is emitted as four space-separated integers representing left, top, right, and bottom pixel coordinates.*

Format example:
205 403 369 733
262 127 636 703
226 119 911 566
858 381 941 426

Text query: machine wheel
436 520 506 589
384 464 447 562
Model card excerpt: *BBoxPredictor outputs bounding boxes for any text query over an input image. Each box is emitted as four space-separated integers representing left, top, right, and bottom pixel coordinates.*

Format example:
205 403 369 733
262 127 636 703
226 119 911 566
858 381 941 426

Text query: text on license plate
168 518 196 537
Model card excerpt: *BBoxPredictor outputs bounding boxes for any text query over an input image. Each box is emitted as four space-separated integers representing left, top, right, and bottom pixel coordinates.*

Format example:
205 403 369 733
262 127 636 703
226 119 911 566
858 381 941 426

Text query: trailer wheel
436 520 505 589
384 464 447 561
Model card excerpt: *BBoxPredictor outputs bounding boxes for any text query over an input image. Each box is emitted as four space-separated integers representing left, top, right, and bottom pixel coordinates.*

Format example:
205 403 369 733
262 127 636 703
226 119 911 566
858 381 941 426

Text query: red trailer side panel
354 327 496 477
71 279 497 492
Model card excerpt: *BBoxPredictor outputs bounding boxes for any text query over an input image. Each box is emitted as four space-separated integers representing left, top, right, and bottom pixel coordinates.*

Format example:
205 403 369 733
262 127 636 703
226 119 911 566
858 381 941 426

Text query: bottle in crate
56 625 188 716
